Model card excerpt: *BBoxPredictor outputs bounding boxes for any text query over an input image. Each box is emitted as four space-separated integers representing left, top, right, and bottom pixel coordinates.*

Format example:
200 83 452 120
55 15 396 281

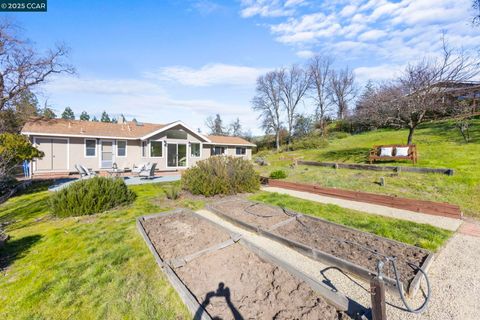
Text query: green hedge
50 177 136 217
182 156 260 196
269 170 287 179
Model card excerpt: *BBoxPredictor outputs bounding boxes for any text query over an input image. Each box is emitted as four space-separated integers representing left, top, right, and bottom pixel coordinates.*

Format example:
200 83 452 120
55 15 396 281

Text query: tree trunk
407 126 415 145
275 130 280 151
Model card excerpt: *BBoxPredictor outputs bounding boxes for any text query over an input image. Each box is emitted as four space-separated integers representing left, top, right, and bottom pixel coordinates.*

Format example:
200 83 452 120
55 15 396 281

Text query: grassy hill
256 119 480 218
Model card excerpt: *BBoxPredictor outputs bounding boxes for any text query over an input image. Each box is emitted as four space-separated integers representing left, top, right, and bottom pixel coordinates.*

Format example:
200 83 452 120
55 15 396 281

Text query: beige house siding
28 129 254 174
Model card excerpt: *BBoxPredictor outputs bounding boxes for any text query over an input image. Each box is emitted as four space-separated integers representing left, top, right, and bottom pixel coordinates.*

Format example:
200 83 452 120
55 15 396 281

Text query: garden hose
388 256 431 314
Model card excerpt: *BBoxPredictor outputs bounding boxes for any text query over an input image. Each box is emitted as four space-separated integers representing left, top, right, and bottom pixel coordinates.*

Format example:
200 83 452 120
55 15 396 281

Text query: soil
142 210 345 319
209 198 293 230
175 244 343 320
143 211 230 261
209 199 429 287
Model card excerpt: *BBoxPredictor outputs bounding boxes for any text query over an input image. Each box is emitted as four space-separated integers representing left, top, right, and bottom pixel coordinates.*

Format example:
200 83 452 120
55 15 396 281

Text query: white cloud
296 50 315 58
354 64 404 83
148 63 269 87
239 0 306 18
358 29 387 41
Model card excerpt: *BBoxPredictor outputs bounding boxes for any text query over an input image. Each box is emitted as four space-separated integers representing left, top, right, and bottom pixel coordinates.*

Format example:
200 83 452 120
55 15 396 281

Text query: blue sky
4 0 478 134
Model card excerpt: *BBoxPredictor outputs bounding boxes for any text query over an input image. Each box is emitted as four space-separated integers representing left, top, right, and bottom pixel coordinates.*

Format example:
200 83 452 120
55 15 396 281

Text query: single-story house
21 118 256 176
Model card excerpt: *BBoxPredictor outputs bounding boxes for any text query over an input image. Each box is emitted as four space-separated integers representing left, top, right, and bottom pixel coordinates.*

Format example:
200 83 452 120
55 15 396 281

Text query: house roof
21 118 256 146
207 135 256 146
22 118 165 140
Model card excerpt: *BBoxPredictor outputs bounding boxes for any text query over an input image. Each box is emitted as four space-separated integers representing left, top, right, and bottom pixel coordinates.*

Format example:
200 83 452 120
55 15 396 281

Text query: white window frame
116 140 127 157
235 147 246 156
84 139 97 157
149 140 164 158
190 142 202 158
141 140 148 158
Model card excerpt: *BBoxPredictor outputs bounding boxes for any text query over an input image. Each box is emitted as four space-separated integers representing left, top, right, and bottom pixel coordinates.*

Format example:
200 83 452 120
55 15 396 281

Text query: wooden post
370 276 387 320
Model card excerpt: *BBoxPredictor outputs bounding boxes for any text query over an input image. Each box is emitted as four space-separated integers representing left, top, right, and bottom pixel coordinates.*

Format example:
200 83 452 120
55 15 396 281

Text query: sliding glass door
167 143 187 168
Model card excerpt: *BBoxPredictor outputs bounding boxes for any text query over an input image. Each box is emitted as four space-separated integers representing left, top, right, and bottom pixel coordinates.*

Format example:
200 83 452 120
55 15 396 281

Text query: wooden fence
263 178 462 219
297 160 454 176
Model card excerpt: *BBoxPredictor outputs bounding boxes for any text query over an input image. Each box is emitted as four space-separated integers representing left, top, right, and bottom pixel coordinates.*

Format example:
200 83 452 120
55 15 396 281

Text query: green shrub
50 177 136 217
182 156 260 196
269 170 287 179
0 176 18 197
165 184 181 200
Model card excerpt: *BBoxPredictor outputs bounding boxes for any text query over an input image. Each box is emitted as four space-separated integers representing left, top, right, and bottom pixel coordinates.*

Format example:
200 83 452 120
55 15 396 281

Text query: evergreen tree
42 107 56 119
92 116 99 122
61 107 75 120
100 111 111 123
79 111 90 121
205 114 226 135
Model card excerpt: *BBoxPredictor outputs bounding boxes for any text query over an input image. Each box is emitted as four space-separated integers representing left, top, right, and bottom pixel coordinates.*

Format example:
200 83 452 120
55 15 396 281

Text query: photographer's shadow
194 282 244 320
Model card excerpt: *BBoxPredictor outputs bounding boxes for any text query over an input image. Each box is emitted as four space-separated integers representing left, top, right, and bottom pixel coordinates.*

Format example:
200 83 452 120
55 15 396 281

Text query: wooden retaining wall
263 178 462 219
297 160 455 176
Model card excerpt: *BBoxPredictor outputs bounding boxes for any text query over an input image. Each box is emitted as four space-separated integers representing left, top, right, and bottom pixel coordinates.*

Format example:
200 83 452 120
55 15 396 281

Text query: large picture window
166 129 187 139
150 141 163 157
85 139 96 157
212 146 225 155
117 140 127 157
191 143 200 157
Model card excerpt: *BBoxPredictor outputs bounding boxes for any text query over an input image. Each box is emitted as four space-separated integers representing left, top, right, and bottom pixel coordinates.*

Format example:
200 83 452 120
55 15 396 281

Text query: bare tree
473 0 480 25
252 71 282 151
0 22 74 111
308 55 333 134
278 64 311 147
329 67 356 120
229 117 242 137
354 39 480 144
205 114 227 135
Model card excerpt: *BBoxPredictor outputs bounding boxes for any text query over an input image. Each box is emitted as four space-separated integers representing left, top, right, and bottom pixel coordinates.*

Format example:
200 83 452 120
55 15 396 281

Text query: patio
47 175 181 192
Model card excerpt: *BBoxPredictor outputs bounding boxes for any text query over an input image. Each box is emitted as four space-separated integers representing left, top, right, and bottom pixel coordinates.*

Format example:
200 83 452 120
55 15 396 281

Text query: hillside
255 119 480 218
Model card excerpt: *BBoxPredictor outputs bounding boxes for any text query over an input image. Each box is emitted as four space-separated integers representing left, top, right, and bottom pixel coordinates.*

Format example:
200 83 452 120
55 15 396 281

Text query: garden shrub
0 176 18 197
165 184 181 200
269 170 287 179
50 177 136 217
182 156 260 196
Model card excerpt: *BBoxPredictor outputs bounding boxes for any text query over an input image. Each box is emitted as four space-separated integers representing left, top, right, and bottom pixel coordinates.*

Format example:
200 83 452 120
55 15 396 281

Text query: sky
4 0 479 134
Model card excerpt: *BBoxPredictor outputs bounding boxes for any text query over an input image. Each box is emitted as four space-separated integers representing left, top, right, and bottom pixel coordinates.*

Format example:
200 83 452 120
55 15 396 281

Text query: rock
0 232 9 247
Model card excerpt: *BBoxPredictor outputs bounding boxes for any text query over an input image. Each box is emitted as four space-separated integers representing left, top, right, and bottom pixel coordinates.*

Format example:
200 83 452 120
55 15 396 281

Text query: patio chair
138 163 157 179
132 162 149 174
75 164 88 179
79 164 97 178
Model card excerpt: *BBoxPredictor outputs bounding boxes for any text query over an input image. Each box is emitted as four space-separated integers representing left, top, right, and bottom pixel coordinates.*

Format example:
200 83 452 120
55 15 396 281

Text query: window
191 143 200 157
166 129 187 139
142 141 148 157
212 146 225 155
150 141 163 157
85 139 96 157
236 147 246 155
117 140 127 157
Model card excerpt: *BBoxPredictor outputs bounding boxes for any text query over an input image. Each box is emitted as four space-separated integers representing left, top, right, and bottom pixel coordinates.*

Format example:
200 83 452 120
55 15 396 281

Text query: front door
101 140 114 168
167 143 187 168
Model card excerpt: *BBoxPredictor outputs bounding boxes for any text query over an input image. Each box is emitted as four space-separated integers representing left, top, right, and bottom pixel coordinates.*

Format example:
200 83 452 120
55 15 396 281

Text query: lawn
0 177 455 318
256 119 480 218
0 181 204 320
250 192 452 252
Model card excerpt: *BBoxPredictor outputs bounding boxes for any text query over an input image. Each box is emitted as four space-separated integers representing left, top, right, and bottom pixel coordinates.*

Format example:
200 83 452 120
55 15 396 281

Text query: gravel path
262 186 462 231
196 209 480 320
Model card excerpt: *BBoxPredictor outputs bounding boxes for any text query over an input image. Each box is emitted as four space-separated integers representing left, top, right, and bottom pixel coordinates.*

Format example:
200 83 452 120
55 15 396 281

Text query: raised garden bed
138 209 349 319
207 199 434 296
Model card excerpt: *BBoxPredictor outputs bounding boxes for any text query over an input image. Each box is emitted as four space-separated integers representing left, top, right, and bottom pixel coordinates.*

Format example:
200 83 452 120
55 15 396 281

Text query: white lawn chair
75 164 88 179
138 163 157 179
133 162 149 175
79 165 97 178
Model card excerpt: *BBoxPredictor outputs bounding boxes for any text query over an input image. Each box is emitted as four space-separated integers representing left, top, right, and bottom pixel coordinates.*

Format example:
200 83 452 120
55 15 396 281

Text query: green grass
0 181 204 320
250 192 452 251
256 119 480 218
